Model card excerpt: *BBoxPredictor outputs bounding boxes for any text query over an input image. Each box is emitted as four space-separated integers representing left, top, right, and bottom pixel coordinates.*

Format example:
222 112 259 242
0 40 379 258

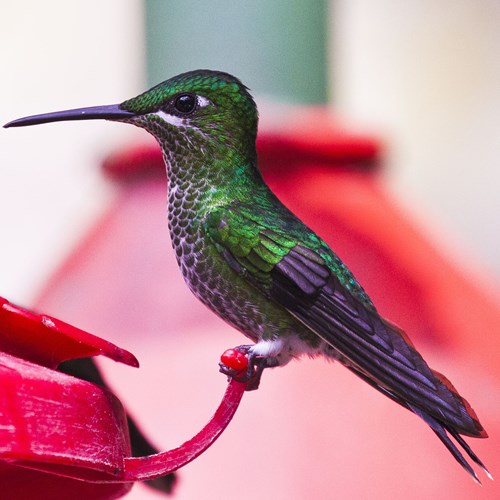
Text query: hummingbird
4 69 491 483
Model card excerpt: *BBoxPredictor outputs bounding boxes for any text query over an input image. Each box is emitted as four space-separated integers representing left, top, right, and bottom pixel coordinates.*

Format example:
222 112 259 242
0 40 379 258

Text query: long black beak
4 104 136 128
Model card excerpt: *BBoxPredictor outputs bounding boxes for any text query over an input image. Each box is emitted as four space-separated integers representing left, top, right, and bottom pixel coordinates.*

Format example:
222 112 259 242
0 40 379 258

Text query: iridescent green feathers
121 70 254 115
204 199 375 307
121 70 258 160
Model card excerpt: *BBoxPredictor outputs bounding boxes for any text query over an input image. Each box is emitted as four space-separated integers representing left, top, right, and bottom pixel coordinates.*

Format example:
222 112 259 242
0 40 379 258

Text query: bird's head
5 70 259 161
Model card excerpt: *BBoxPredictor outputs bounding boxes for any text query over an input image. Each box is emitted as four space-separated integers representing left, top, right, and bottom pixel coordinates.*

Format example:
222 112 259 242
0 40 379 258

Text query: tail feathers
431 369 488 438
347 364 491 482
448 427 494 481
409 404 492 484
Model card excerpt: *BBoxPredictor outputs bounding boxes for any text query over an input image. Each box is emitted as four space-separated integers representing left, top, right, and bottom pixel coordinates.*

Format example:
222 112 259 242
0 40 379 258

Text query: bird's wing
205 205 486 439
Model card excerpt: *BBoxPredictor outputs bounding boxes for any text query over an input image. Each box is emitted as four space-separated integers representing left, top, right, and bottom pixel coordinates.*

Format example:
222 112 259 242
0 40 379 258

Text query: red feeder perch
0 297 247 499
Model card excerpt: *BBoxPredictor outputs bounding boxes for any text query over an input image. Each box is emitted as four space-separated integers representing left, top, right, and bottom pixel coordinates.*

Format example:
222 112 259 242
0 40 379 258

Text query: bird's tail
408 403 492 484
347 364 492 483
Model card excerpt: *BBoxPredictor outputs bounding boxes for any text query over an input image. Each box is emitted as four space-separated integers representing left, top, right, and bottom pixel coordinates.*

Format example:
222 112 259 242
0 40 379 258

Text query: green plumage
121 70 489 480
4 69 490 483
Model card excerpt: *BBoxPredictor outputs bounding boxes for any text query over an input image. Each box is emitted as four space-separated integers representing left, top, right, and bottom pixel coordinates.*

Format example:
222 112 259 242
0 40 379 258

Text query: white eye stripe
154 110 186 127
197 95 210 108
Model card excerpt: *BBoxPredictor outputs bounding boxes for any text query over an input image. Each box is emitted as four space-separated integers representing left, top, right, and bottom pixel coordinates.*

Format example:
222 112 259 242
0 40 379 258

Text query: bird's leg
219 344 279 391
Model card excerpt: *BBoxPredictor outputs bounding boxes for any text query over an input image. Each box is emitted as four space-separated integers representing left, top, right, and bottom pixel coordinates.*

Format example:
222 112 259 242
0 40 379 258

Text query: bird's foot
219 345 271 391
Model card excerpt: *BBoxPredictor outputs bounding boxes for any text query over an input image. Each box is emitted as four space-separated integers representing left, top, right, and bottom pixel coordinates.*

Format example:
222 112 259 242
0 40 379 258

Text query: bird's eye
174 93 197 114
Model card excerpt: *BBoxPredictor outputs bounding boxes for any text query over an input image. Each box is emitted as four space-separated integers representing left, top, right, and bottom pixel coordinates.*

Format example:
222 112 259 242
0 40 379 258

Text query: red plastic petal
0 296 138 369
0 352 131 481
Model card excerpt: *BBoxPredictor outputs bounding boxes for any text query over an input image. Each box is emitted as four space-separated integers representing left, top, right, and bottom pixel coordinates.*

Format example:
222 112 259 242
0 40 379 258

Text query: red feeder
0 297 248 499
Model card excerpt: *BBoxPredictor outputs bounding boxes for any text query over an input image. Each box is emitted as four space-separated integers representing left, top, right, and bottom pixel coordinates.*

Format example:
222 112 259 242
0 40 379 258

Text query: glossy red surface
220 349 249 373
0 295 248 498
0 297 138 369
0 296 134 498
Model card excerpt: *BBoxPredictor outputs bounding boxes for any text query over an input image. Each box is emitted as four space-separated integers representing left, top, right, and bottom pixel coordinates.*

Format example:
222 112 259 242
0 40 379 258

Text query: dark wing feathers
274 247 330 294
271 240 489 480
205 205 486 446
272 243 485 436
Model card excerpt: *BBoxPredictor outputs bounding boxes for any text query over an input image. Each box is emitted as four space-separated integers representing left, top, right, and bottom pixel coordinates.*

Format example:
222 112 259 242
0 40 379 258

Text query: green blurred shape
146 0 327 104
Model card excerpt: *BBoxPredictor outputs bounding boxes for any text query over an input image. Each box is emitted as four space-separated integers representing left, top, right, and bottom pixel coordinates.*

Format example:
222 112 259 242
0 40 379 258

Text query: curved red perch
123 379 246 481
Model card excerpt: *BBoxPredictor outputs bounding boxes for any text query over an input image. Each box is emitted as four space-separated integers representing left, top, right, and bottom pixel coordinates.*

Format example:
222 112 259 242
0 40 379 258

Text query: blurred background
1 1 499 499
1 0 500 302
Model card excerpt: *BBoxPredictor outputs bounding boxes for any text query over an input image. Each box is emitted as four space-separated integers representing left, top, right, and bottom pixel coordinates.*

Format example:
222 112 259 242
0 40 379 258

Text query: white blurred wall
0 1 145 304
331 0 500 277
